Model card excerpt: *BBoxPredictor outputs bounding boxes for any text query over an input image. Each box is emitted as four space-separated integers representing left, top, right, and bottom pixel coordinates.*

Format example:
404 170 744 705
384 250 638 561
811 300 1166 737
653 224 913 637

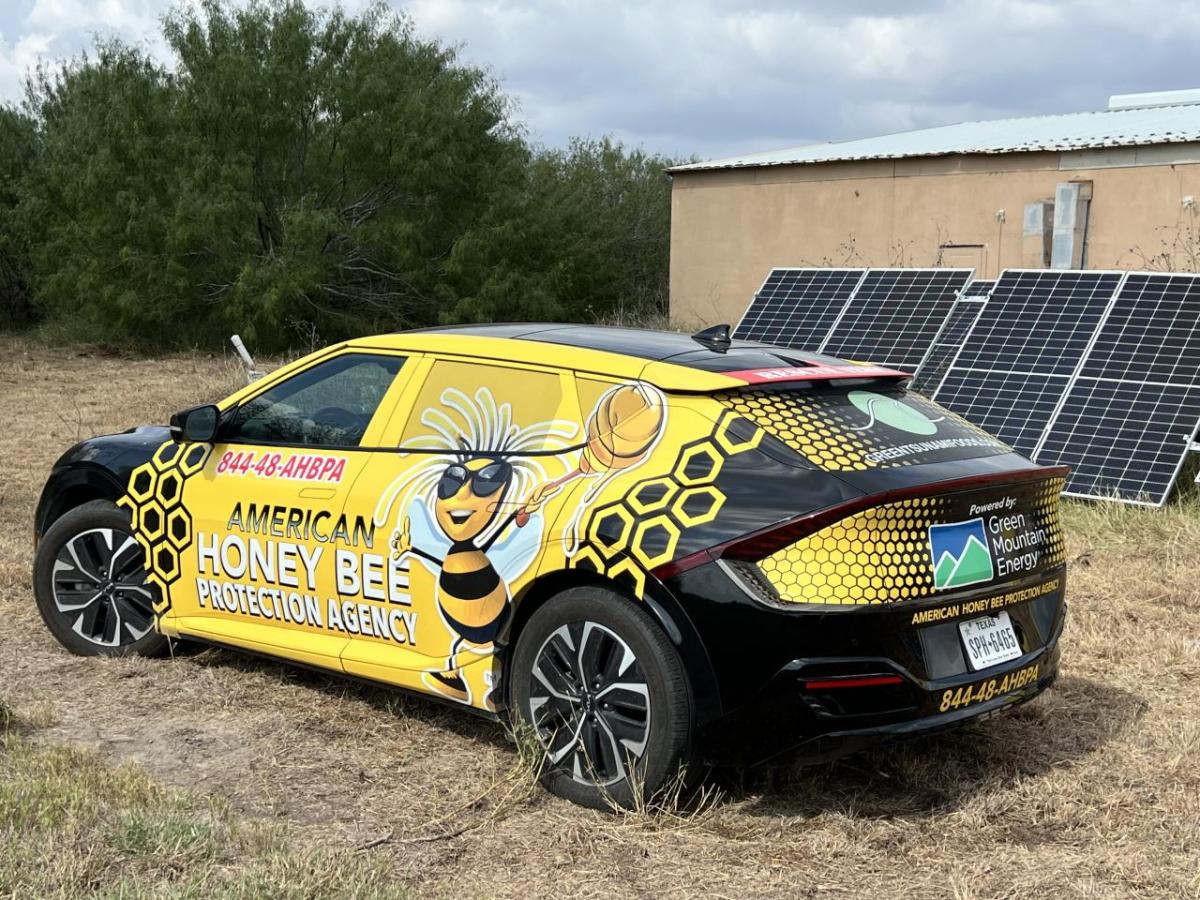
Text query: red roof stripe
724 364 910 384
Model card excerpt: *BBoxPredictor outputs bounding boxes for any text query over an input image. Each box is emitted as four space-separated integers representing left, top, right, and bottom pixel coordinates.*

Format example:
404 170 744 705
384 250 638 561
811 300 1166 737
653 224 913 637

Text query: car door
338 355 582 710
162 348 415 671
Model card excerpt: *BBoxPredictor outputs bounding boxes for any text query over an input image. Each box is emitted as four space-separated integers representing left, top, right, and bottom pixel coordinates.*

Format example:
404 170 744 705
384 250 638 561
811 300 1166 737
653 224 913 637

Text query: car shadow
713 674 1146 819
171 643 1143 820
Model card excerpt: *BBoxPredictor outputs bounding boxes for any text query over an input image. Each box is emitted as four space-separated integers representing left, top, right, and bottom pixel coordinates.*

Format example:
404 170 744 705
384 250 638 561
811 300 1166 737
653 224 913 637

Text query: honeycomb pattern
759 497 946 604
718 388 874 471
758 477 1067 606
1032 477 1067 566
571 411 759 596
118 440 211 614
715 387 1008 472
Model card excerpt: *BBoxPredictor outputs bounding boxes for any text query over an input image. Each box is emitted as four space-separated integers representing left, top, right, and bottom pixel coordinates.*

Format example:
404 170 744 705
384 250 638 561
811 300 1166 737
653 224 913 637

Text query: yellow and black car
33 325 1066 808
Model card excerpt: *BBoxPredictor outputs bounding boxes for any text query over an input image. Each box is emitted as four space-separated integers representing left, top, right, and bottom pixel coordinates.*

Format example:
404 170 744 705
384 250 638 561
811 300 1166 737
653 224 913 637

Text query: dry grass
0 333 1198 899
0 701 406 899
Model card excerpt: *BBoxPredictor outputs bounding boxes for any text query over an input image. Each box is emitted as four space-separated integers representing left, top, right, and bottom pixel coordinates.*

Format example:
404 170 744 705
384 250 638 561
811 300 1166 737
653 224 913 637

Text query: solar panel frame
733 268 868 350
1033 271 1200 506
932 269 1127 455
818 268 974 370
962 278 996 297
910 296 986 396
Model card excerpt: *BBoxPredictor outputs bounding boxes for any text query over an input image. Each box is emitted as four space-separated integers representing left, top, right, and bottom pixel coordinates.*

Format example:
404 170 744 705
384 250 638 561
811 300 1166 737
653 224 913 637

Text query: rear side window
223 353 405 447
399 359 571 453
716 382 1009 471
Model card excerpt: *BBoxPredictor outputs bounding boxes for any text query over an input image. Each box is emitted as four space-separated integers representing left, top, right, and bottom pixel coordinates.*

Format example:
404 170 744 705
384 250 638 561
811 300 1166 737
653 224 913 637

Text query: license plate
958 611 1022 671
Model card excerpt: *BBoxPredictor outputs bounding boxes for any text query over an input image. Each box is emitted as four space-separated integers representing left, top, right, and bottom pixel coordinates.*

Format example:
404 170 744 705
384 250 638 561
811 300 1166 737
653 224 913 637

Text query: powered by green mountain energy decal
928 518 995 590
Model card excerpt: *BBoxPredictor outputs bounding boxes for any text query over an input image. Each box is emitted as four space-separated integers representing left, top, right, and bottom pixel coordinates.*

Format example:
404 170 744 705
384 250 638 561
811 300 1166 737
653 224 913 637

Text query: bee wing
406 498 452 573
490 514 545 584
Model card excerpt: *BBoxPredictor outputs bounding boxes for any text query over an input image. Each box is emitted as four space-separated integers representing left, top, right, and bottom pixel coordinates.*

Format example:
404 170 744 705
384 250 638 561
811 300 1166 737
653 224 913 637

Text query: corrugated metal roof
668 102 1200 173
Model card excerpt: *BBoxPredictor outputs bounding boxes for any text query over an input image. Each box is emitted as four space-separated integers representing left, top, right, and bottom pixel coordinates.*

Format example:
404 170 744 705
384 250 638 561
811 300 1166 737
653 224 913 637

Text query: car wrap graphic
116 369 705 712
115 349 1059 715
570 410 764 597
716 384 1009 471
370 380 669 707
117 441 212 615
754 477 1065 605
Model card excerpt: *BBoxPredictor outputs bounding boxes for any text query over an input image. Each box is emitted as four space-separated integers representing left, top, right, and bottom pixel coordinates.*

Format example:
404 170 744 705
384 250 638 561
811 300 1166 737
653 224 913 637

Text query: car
32 324 1067 808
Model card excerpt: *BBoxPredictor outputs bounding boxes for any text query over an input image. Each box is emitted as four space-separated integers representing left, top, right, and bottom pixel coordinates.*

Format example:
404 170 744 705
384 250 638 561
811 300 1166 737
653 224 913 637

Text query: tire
510 586 693 810
33 499 170 657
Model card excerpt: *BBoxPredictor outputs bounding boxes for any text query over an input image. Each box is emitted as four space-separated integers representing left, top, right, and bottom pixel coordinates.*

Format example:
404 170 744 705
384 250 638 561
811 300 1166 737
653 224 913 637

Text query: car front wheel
510 586 693 810
33 499 169 657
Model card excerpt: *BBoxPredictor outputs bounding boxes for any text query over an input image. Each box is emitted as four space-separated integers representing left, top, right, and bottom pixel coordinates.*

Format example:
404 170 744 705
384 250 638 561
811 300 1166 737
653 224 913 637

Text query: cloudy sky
2 0 1198 161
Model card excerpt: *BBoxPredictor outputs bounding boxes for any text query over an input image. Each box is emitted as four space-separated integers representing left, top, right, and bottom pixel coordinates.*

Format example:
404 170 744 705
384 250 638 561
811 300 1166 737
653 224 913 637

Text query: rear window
715 382 1010 472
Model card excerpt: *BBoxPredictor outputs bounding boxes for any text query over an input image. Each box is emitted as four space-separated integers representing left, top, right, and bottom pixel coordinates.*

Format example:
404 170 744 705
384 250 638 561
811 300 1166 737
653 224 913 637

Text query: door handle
299 488 337 500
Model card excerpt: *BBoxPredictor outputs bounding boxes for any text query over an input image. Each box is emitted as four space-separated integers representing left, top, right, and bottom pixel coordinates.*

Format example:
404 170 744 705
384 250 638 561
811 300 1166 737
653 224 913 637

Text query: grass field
0 334 1197 899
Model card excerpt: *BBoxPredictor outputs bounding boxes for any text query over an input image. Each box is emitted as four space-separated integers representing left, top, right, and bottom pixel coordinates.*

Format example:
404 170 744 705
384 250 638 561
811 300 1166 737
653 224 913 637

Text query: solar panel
936 369 1072 453
733 268 866 349
819 268 974 370
910 297 986 395
1035 273 1200 505
1036 379 1200 505
932 270 1124 453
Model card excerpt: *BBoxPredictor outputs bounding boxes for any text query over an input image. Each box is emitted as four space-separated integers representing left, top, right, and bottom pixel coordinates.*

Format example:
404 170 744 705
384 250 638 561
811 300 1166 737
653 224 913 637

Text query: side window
223 353 405 447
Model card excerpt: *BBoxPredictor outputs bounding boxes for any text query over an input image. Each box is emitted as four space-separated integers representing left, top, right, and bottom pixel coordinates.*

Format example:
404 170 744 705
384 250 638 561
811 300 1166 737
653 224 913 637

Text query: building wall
668 143 1200 327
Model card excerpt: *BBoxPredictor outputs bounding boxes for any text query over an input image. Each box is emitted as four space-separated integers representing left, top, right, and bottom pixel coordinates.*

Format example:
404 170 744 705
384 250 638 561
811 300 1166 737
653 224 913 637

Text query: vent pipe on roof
1108 88 1200 110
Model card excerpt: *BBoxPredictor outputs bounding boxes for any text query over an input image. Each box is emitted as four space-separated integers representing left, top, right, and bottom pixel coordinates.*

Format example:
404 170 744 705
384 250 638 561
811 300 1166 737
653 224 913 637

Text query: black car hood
52 425 171 478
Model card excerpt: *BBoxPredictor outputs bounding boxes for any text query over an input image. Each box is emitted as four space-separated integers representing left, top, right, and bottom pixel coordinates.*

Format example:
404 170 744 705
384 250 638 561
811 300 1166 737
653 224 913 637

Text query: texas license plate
958 612 1022 671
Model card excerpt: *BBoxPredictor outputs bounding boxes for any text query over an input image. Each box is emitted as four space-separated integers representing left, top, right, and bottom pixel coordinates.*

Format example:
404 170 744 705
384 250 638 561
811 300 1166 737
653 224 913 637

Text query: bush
2 1 676 351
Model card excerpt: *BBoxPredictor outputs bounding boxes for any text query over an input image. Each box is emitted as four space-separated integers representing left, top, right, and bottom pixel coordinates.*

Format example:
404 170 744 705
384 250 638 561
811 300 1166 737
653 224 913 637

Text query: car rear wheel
34 500 169 657
510 586 693 810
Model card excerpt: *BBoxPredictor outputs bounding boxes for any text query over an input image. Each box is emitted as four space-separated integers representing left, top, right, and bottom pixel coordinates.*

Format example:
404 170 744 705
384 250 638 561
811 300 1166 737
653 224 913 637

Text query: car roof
348 324 899 392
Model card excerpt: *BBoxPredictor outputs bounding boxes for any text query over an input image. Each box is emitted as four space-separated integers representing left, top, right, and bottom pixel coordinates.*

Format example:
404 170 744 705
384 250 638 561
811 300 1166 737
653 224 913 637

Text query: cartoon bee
375 388 579 706
375 383 666 708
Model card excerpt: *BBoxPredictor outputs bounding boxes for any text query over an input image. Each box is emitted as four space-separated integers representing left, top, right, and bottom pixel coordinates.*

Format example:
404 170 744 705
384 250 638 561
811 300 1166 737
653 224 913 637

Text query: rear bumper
696 618 1062 766
664 557 1067 766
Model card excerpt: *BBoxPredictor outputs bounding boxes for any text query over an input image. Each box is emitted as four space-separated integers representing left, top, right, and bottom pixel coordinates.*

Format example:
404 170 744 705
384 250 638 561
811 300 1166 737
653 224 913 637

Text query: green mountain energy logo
847 391 942 435
928 518 995 590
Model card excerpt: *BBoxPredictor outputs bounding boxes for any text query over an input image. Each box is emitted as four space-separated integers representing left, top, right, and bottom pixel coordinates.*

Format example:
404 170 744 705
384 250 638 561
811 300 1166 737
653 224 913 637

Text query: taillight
802 675 903 690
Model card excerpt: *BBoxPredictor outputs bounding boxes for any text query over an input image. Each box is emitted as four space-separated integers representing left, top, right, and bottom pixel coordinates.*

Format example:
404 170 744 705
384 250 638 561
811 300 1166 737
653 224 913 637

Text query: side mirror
170 404 220 444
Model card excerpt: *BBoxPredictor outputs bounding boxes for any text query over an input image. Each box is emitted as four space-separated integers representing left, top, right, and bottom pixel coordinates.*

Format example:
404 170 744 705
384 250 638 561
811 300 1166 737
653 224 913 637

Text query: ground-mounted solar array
910 297 986 395
963 278 996 297
735 265 1200 505
733 268 866 349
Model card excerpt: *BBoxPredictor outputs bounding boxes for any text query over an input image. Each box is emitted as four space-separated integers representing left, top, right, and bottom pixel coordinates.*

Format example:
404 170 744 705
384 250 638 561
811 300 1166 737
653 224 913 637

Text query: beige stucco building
668 90 1200 327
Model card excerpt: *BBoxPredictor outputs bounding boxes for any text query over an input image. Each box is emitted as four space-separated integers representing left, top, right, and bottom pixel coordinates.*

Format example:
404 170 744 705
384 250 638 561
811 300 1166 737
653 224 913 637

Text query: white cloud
26 0 160 35
3 0 1199 160
0 31 55 104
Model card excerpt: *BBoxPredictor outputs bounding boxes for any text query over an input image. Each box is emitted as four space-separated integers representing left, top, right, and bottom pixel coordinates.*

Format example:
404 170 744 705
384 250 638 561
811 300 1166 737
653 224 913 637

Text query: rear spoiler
722 364 910 385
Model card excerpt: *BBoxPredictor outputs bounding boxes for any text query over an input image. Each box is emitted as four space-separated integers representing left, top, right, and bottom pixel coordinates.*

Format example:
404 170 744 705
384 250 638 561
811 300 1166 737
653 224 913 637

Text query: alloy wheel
51 528 156 647
528 620 651 786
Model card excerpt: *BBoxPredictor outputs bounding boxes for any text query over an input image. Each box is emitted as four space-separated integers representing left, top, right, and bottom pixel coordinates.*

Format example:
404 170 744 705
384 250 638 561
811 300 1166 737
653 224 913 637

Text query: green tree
444 137 674 325
10 1 678 350
0 106 38 324
17 45 183 343
160 0 524 347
